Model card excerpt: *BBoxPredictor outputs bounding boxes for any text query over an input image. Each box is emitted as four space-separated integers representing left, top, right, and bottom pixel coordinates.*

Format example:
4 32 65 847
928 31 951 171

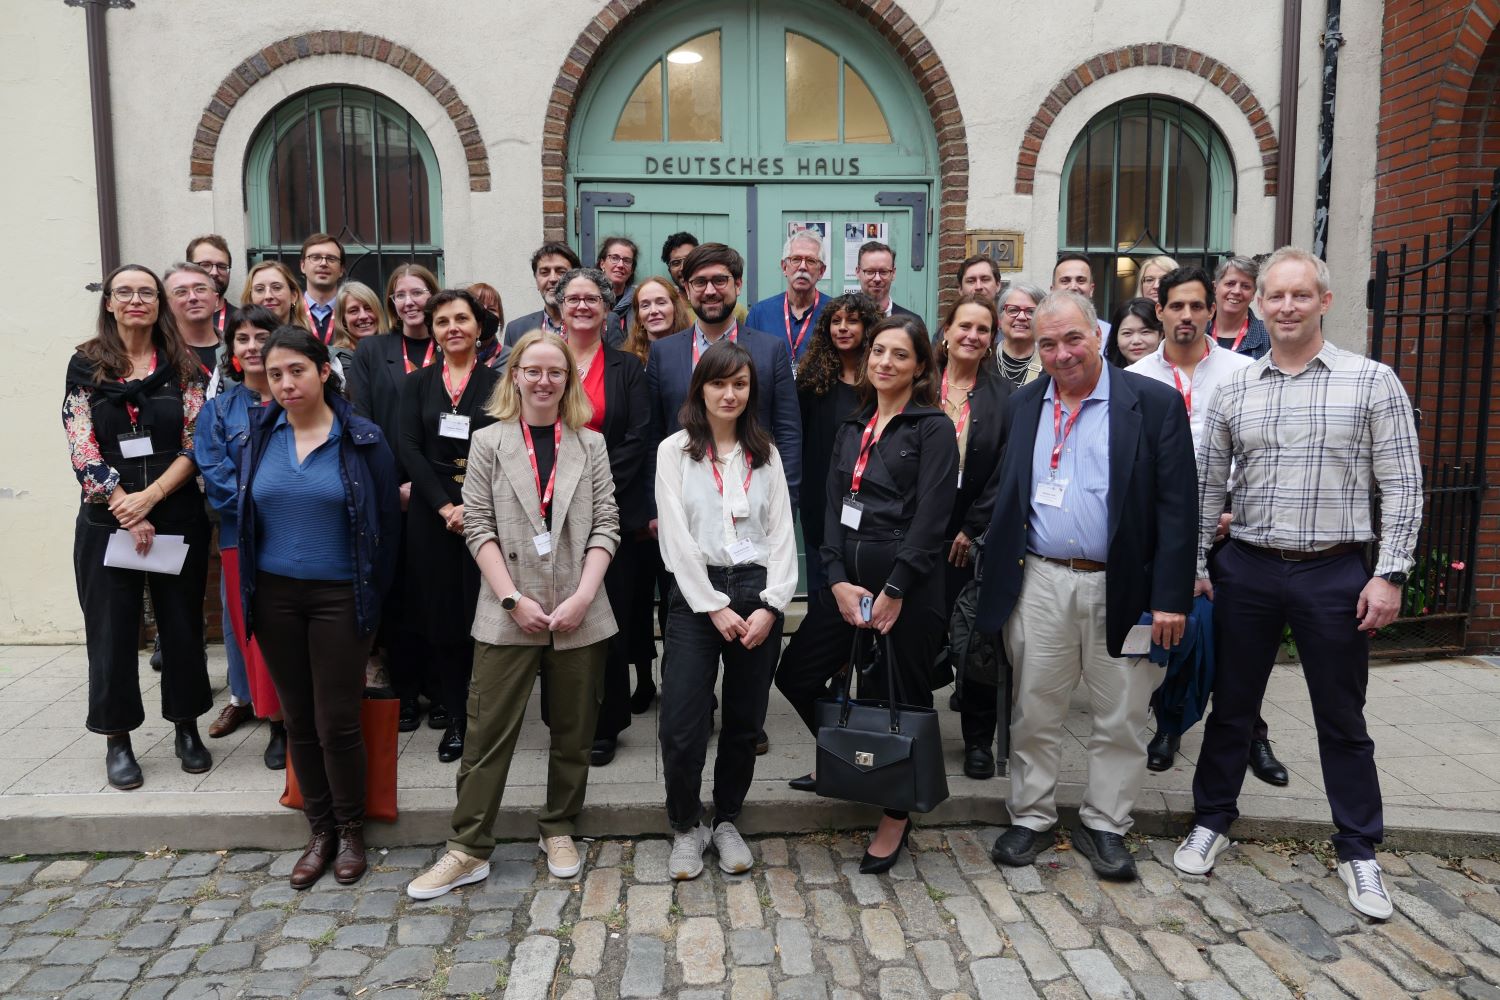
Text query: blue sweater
251 411 353 581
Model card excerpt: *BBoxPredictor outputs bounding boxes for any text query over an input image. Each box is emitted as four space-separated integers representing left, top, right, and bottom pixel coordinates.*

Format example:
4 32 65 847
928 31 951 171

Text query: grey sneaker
712 821 753 874
1337 859 1393 920
670 824 711 880
1172 825 1230 875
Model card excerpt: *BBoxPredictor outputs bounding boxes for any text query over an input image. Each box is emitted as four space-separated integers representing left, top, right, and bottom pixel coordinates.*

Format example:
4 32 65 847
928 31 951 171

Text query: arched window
245 86 443 293
784 33 891 144
1059 96 1234 317
614 31 723 142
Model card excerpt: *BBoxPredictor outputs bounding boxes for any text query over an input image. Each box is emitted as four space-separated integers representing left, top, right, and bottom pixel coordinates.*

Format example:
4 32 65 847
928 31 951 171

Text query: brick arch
188 32 491 193
1014 45 1279 198
540 0 969 285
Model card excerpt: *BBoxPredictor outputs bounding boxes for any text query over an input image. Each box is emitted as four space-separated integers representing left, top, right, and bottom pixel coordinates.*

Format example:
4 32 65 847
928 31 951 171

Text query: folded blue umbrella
1141 594 1216 739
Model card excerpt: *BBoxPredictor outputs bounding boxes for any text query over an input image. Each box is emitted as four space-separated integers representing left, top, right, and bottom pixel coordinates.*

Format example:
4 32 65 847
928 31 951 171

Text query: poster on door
786 220 832 273
843 222 889 281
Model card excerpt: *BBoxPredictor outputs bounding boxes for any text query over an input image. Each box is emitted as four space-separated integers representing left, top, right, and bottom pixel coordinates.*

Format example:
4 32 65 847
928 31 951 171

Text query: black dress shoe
106 736 143 790
590 738 617 767
788 773 817 792
174 723 212 774
438 724 465 763
859 817 912 875
1146 728 1180 773
754 730 769 756
149 635 163 672
427 704 450 730
1071 825 1137 881
949 691 961 712
964 745 996 780
263 721 287 771
398 699 420 733
1248 738 1290 786
991 825 1054 867
630 677 657 715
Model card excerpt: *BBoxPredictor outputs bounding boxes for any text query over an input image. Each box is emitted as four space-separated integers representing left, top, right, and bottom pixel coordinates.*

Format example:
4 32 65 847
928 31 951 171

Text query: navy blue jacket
236 393 401 638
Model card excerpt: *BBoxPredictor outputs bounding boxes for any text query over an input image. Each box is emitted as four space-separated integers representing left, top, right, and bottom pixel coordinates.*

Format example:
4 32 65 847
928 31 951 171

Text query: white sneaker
712 821 753 874
670 824 711 880
539 835 582 879
407 850 490 900
1338 858 1394 920
1173 825 1230 875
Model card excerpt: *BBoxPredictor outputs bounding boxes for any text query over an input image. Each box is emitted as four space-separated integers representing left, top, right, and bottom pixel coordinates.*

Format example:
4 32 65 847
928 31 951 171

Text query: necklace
999 350 1030 384
574 340 601 378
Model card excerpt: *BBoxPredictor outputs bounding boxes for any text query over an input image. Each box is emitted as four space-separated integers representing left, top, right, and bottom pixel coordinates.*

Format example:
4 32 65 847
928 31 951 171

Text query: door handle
875 191 929 272
579 191 636 265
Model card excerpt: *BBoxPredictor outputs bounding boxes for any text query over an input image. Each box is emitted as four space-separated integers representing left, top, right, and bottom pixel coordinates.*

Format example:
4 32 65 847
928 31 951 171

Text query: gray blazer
462 420 621 649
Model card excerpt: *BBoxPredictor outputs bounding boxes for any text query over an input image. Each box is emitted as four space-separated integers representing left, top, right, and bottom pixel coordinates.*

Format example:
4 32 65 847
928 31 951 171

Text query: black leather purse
814 631 950 814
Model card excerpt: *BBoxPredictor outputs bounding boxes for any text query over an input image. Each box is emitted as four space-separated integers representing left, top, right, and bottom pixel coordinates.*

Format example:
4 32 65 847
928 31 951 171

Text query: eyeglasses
110 287 158 302
859 268 895 279
602 253 634 267
564 294 603 307
252 283 288 295
1002 305 1035 318
192 261 231 274
785 256 824 269
391 290 428 303
303 253 342 265
169 284 216 299
519 367 568 384
687 274 734 292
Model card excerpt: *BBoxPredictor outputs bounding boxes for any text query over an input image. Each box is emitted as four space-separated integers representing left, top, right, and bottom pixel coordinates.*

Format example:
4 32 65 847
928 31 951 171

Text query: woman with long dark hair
1105 297 1165 368
64 264 215 789
239 327 401 889
654 341 797 879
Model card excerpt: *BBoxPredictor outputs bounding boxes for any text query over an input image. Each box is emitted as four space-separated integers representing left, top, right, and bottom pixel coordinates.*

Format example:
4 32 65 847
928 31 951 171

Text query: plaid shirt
1196 341 1422 578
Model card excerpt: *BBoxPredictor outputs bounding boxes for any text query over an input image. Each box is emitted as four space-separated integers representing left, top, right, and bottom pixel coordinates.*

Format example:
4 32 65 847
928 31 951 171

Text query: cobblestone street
2 829 1499 1000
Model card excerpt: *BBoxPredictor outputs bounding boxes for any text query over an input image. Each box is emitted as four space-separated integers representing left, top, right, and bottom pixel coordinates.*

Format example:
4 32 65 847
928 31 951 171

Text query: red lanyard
1163 341 1212 415
441 361 472 409
1050 397 1083 475
213 305 226 336
1227 317 1250 353
941 370 971 446
122 353 157 426
691 322 738 366
709 444 753 514
783 296 815 358
302 300 328 343
403 338 436 374
521 421 562 519
849 410 883 494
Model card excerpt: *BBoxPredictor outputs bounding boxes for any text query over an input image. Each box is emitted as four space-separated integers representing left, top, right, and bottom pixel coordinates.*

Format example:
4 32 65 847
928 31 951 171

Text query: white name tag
532 531 553 556
1035 479 1067 508
119 434 154 459
727 537 756 565
956 469 963 489
840 498 864 530
438 413 471 440
1121 624 1153 656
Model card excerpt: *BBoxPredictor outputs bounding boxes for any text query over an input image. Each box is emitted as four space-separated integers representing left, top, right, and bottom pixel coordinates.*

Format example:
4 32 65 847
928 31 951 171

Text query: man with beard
856 241 918 320
186 234 233 336
957 253 1004 302
744 231 832 369
298 233 345 343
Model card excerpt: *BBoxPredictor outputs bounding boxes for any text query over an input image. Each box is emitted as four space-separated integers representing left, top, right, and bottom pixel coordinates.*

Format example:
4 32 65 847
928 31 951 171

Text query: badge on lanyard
438 413 471 440
842 410 883 531
533 531 553 556
1034 479 1067 507
119 431 154 459
727 536 756 564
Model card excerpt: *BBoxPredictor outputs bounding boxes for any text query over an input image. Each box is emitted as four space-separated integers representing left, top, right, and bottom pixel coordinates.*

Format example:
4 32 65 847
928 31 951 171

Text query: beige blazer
462 420 620 649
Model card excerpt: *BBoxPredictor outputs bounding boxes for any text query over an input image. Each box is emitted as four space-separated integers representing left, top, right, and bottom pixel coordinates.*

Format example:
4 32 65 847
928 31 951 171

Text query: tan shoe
539 835 582 878
406 850 490 900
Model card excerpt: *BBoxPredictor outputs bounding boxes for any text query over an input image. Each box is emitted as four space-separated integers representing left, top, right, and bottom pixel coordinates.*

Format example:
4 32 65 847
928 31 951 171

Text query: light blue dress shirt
1027 372 1111 562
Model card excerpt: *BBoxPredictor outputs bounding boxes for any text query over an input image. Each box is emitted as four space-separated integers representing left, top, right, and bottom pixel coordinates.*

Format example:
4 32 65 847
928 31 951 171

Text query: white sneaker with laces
1338 858 1394 919
1172 825 1230 875
406 850 490 900
538 835 582 879
712 821 753 874
670 824 711 880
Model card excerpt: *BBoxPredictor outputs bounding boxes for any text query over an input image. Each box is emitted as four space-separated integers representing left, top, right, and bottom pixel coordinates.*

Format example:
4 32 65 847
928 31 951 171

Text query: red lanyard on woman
1227 317 1250 353
691 322 738 366
709 444 753 516
521 421 562 519
1163 340 1211 414
849 410 883 494
404 338 436 374
441 361 472 409
783 297 814 358
122 353 157 426
1050 398 1083 476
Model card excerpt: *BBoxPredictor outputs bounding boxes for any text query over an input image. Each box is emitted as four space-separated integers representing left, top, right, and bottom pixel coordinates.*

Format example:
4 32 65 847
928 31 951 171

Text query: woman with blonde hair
241 261 312 333
408 329 619 898
335 281 386 344
1135 255 1179 302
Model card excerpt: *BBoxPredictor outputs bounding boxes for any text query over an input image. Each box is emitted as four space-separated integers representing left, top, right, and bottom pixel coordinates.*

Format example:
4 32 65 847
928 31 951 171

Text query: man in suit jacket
645 243 802 505
976 289 1197 882
499 243 624 371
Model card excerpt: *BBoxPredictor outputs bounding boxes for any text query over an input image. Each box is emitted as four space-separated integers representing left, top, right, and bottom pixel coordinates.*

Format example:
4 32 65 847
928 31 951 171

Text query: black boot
427 702 450 730
106 735 143 790
1146 727 1179 772
174 721 212 774
149 635 163 672
438 722 465 763
263 721 287 771
630 664 657 715
398 698 420 732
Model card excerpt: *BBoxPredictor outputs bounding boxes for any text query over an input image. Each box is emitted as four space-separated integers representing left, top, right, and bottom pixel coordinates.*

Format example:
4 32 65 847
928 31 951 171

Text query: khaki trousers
448 638 607 857
1003 558 1164 835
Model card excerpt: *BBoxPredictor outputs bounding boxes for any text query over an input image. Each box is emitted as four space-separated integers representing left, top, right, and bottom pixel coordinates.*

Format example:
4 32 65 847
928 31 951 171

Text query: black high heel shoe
859 817 913 875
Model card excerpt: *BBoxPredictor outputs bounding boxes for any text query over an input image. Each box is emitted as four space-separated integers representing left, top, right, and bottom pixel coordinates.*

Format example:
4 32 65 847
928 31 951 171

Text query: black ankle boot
174 722 212 774
106 735 143 790
263 721 287 771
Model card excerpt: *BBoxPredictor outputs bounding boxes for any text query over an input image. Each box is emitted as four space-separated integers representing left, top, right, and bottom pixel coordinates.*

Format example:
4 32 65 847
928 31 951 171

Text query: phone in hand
859 594 874 622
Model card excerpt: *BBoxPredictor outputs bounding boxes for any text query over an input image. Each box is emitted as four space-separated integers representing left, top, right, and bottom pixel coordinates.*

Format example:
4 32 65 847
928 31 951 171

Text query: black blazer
597 345 652 531
975 365 1197 656
942 364 1013 541
348 332 428 481
397 362 501 512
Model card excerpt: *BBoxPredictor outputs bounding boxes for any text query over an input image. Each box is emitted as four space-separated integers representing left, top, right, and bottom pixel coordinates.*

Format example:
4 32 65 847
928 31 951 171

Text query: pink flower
1451 560 1466 570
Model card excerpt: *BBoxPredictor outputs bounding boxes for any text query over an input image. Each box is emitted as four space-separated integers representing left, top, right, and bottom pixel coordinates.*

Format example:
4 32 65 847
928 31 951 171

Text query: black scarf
65 348 177 429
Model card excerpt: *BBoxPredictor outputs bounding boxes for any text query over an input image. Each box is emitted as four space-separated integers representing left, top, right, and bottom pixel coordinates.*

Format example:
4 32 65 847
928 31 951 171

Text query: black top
529 422 556 531
402 335 432 371
189 343 218 375
798 379 861 556
348 332 429 481
941 364 1013 541
596 346 652 531
397 362 501 511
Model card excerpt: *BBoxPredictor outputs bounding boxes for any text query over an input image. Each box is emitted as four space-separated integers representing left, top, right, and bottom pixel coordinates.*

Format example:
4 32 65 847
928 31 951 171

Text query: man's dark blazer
890 302 921 322
975 364 1197 656
348 332 420 481
644 326 802 507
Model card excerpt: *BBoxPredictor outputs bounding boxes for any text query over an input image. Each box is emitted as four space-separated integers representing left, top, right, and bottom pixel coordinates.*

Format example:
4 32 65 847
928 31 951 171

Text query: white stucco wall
0 0 1385 640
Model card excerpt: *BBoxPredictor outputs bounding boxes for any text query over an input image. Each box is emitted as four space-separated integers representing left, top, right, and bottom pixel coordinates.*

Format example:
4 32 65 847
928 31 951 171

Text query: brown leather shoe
207 702 253 739
289 831 336 890
333 823 367 884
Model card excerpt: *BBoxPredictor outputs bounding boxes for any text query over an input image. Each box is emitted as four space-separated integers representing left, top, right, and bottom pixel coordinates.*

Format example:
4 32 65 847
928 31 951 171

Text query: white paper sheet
103 529 190 576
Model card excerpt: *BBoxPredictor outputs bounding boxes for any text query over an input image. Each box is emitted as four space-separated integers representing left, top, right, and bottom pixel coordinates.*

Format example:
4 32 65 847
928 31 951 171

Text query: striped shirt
1196 341 1422 578
1027 371 1111 562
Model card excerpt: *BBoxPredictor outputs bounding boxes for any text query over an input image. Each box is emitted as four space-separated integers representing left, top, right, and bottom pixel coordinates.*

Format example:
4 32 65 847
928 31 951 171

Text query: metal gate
1367 169 1500 655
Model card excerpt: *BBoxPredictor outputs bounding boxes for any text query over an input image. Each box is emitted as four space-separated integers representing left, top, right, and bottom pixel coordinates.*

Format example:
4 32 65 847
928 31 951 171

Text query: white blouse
654 430 798 614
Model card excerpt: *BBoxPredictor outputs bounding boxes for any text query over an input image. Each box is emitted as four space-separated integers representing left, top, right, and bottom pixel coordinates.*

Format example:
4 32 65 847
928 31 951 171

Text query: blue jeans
221 570 250 704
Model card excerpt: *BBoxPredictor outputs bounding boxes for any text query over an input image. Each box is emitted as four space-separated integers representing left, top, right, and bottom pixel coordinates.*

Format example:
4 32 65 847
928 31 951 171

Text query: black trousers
435 639 474 731
1192 541 1382 861
74 510 212 734
595 533 640 743
945 556 998 750
253 572 371 833
659 565 781 831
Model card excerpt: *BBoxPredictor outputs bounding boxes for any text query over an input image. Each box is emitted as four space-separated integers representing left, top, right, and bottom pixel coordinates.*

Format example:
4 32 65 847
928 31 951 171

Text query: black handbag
814 630 950 814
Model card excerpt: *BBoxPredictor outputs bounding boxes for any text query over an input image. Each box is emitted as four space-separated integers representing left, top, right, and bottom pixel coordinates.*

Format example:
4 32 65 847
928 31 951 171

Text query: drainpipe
74 0 131 277
1311 0 1343 260
1274 0 1302 248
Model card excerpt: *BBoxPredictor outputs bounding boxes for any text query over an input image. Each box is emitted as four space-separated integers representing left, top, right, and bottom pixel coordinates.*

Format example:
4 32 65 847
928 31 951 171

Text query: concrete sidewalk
3 644 1500 855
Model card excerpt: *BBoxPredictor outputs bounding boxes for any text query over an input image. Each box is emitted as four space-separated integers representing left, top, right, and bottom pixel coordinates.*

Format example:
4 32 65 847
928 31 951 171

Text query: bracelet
151 483 165 501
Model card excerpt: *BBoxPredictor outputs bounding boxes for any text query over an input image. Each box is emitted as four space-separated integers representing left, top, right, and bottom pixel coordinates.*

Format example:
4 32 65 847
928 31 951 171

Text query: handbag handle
879 632 904 734
835 628 905 735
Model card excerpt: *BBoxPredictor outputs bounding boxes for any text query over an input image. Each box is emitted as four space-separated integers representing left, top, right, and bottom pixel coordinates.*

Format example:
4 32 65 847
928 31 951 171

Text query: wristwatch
882 582 904 599
501 590 522 611
1379 572 1408 587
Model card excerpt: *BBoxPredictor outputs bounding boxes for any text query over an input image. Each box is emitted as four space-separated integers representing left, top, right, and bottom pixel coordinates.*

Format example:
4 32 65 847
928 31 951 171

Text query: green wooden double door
580 181 933 323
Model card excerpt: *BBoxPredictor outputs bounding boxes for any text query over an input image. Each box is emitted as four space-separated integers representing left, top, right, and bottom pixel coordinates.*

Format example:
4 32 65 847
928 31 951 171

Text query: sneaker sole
717 855 752 874
406 861 490 900
1340 872 1393 920
1173 837 1229 876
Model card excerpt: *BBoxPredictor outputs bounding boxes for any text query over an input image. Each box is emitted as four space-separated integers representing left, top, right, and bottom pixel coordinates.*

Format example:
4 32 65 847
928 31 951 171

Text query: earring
231 356 243 373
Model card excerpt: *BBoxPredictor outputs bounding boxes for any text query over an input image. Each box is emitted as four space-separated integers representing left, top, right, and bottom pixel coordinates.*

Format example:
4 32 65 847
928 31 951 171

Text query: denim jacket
193 382 264 548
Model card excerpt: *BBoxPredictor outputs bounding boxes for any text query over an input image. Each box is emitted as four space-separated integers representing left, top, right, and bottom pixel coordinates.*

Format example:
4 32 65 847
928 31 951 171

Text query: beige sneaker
406 850 490 900
539 835 582 878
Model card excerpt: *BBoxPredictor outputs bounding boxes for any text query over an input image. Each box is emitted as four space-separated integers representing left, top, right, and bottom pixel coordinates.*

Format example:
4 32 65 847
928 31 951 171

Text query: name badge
1035 479 1067 508
439 413 471 440
956 469 964 489
840 497 864 530
119 432 154 459
1121 624 1153 656
727 537 756 565
533 531 553 557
